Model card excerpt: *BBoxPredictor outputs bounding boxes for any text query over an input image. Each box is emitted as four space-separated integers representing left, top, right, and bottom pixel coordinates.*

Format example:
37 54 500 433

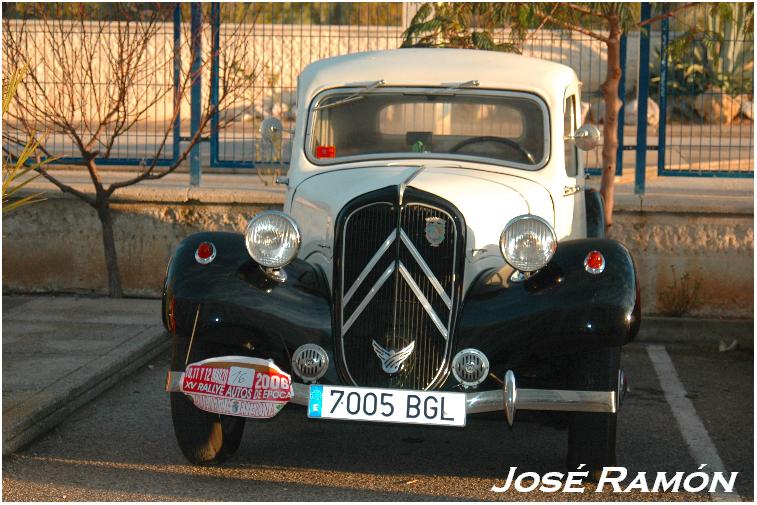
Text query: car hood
288 165 555 262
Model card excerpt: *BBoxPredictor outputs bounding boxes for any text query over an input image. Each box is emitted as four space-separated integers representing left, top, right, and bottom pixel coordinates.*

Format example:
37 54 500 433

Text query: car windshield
307 88 548 168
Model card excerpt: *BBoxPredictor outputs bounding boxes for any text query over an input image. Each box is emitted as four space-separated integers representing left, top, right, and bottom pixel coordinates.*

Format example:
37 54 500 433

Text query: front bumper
166 367 619 426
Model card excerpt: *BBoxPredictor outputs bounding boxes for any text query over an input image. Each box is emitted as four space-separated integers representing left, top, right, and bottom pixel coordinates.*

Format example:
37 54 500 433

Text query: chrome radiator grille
336 190 461 390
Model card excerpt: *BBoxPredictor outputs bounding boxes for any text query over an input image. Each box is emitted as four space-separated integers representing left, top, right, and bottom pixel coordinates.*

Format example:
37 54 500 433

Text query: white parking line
646 344 742 502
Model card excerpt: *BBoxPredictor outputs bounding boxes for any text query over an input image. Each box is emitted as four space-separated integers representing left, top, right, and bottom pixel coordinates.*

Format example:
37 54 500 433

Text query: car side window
564 96 578 177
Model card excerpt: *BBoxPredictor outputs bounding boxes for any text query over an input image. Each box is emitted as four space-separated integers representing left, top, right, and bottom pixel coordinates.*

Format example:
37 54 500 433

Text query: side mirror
260 117 283 144
573 124 601 151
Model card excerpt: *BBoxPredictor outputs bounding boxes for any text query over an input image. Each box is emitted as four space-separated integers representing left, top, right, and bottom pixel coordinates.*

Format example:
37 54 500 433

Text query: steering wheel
449 136 535 164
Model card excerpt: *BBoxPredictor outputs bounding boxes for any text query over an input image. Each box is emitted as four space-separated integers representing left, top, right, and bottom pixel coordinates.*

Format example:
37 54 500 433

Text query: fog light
451 349 490 388
292 344 329 383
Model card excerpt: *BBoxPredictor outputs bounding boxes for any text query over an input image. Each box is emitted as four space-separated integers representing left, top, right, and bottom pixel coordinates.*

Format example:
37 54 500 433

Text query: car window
379 102 524 138
564 95 578 177
308 89 548 169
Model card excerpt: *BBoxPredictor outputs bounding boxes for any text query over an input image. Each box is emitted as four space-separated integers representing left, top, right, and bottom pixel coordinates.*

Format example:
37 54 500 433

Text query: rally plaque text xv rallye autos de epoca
163 49 640 474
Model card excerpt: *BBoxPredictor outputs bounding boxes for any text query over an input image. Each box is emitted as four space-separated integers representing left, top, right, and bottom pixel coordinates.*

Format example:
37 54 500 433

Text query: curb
2 325 170 455
636 316 754 349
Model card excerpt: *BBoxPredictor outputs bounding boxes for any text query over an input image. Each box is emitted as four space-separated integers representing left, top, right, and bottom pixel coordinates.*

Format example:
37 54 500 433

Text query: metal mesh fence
212 2 406 167
3 2 753 178
652 4 754 176
2 9 179 165
212 3 628 172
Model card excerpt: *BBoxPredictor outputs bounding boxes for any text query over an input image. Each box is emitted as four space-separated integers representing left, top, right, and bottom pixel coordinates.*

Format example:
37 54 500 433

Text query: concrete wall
610 211 753 318
2 197 277 297
3 193 752 318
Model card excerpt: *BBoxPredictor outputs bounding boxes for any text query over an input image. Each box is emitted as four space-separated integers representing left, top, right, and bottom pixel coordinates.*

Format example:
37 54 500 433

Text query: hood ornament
372 340 415 374
424 217 447 247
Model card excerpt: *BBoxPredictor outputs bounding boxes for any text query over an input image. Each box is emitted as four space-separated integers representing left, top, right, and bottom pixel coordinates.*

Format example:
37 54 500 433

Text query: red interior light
584 250 605 274
316 145 336 158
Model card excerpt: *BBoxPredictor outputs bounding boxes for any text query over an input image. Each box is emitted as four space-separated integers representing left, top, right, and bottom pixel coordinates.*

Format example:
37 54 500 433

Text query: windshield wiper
313 80 384 111
444 79 480 89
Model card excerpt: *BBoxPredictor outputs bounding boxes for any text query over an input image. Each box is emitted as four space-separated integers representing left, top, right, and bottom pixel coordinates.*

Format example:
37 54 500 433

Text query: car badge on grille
372 340 415 374
424 217 447 247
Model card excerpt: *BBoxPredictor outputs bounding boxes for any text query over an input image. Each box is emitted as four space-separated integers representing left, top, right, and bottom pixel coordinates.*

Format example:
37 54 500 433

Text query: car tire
169 335 245 465
566 346 620 480
170 391 245 465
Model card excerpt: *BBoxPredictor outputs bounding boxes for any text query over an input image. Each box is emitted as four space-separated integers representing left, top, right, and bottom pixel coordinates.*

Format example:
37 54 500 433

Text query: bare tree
3 3 261 297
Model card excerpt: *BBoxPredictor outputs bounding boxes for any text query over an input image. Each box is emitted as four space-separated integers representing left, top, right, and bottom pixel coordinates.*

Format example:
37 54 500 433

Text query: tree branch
525 4 561 42
534 7 610 43
565 3 604 19
638 3 697 27
33 165 96 206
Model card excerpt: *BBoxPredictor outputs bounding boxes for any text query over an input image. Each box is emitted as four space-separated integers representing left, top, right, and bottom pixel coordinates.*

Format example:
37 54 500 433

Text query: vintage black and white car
163 49 640 474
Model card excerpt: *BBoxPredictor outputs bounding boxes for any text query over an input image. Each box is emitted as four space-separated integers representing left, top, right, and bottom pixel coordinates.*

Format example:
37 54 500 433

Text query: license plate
307 385 466 427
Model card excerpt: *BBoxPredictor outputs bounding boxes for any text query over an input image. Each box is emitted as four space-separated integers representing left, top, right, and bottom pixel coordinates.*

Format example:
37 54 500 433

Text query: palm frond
2 67 49 213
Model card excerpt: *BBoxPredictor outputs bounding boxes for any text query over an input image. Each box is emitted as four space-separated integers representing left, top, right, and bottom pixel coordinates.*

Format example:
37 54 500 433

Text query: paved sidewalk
2 295 168 455
589 174 753 214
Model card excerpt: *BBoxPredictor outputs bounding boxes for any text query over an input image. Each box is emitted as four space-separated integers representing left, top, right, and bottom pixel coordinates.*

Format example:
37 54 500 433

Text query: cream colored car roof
297 48 578 109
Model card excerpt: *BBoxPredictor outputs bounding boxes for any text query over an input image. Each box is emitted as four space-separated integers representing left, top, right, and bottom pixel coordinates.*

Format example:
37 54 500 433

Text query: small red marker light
195 241 216 264
316 145 336 158
584 250 605 274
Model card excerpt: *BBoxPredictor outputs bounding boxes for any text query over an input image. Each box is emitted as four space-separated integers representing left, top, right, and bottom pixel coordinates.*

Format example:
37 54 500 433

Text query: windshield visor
307 89 549 169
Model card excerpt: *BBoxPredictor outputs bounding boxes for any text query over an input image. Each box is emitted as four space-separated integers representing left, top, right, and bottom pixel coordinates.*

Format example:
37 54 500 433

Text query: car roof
298 48 578 106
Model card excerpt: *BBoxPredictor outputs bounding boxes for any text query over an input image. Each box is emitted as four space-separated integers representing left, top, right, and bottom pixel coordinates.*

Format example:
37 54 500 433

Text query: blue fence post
615 34 627 176
635 2 652 195
657 17 669 176
209 3 220 168
172 5 181 164
190 3 202 186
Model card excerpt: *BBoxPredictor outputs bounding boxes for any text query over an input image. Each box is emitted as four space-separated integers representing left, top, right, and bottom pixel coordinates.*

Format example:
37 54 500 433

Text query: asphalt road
2 341 752 501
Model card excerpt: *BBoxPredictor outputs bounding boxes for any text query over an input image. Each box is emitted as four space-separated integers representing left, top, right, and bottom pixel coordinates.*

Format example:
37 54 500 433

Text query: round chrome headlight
499 215 557 272
245 211 301 268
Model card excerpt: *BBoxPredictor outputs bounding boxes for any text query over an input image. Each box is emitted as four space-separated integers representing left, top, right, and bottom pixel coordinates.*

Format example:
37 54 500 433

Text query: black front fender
455 238 640 367
162 232 333 376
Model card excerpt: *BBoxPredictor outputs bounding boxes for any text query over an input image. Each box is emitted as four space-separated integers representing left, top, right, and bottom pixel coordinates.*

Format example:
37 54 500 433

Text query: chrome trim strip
339 199 458 390
294 381 614 418
400 230 452 309
295 383 614 416
516 389 617 413
398 165 425 206
339 201 394 387
462 388 615 417
398 262 448 340
404 202 458 336
173 375 616 421
343 232 396 305
291 382 310 406
165 371 183 392
342 263 396 335
503 369 517 426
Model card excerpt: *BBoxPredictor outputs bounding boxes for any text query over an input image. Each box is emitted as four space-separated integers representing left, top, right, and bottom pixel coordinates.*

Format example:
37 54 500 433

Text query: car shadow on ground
1 347 724 501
